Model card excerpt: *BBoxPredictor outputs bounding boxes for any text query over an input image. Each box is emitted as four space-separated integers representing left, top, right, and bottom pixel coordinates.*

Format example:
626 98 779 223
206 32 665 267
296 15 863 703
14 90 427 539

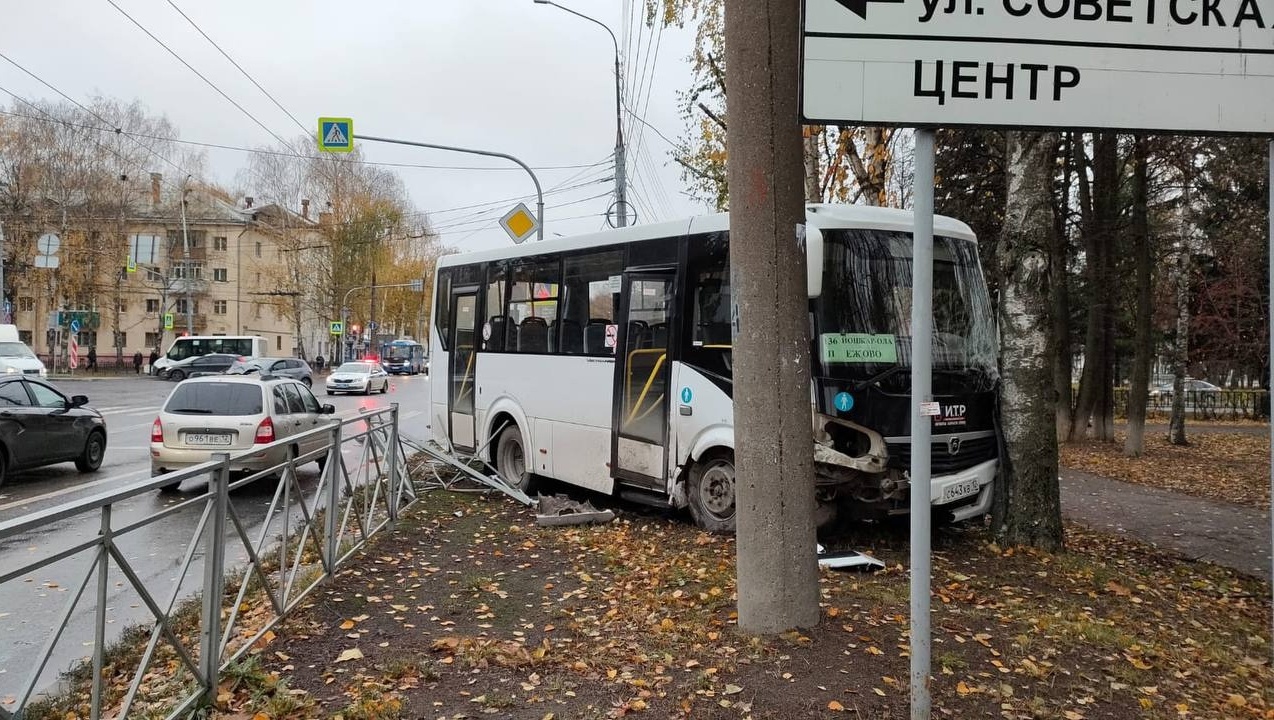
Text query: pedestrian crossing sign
317 117 354 153
330 321 343 335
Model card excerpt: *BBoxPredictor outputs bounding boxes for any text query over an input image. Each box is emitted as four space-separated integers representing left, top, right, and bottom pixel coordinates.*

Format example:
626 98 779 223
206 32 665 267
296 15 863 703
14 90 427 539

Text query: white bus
428 204 1000 533
152 335 267 375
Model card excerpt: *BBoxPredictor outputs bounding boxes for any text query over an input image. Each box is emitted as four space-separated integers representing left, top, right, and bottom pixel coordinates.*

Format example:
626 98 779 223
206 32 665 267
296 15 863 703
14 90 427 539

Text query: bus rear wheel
495 425 534 493
688 451 736 535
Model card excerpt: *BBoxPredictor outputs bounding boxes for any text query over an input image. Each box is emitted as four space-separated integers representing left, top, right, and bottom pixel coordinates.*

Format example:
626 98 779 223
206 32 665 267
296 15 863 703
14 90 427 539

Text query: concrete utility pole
179 178 193 334
724 0 819 633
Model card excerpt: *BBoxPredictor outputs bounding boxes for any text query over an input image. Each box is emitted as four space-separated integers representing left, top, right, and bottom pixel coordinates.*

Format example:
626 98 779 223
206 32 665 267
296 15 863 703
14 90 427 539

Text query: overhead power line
163 0 311 137
105 0 295 150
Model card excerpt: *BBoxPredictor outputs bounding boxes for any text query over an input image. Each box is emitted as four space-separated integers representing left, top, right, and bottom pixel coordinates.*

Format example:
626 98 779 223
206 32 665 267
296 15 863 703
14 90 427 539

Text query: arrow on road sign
833 0 905 19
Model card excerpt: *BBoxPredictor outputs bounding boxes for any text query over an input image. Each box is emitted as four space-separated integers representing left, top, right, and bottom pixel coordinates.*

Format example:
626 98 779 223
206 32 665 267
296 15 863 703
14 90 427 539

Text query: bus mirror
805 223 824 298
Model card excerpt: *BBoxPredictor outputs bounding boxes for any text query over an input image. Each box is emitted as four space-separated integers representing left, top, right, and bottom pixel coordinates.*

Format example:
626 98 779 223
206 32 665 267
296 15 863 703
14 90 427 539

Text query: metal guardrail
1114 388 1271 422
0 404 416 720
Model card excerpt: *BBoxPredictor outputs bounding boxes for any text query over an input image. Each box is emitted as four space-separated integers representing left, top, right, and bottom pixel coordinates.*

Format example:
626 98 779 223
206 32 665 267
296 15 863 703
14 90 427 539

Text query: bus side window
435 269 453 351
561 249 623 356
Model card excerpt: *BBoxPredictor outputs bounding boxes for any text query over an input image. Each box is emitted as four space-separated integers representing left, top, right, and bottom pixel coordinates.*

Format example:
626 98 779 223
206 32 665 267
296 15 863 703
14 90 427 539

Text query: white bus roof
436 203 977 268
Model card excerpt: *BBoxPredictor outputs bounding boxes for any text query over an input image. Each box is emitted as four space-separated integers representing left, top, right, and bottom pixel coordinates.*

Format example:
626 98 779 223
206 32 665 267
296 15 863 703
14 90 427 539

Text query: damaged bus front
804 207 1000 525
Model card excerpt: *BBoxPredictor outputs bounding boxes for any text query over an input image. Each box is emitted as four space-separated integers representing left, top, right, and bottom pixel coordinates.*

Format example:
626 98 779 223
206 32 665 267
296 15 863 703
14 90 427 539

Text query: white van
0 324 47 377
151 335 267 375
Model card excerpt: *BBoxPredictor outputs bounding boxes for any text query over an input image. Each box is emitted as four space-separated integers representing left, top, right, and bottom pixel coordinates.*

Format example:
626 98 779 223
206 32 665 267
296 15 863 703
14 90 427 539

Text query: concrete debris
535 494 616 527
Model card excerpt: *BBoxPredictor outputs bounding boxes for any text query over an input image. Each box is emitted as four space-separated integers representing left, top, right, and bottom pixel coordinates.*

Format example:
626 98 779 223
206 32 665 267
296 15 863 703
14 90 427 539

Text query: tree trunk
723 0 820 633
864 127 888 205
993 131 1064 552
1068 135 1099 441
1093 135 1119 441
1124 138 1153 456
803 129 822 203
1051 135 1073 442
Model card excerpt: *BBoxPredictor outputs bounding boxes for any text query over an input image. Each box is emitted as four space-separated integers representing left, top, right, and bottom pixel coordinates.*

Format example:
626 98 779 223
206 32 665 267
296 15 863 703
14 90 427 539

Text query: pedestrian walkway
1060 467 1271 581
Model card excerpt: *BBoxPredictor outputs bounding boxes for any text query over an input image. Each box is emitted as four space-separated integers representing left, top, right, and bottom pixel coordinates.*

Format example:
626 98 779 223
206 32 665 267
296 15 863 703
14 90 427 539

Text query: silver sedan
325 361 390 395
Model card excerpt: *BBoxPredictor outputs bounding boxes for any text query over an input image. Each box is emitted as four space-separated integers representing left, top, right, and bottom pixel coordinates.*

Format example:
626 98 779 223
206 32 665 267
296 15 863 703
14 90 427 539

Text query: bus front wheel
496 425 534 493
688 451 736 535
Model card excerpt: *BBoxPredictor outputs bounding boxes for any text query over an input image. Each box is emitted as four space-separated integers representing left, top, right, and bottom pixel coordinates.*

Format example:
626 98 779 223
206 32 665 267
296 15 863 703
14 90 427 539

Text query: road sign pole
356 135 544 243
1267 138 1272 661
909 128 936 720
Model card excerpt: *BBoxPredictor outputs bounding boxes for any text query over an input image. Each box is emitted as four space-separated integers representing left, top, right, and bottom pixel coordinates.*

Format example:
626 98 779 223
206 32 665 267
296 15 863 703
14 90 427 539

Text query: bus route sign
801 0 1274 134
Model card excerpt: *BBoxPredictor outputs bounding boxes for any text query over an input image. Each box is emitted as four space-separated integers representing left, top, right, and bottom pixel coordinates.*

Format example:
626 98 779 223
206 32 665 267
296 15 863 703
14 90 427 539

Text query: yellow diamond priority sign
499 202 539 245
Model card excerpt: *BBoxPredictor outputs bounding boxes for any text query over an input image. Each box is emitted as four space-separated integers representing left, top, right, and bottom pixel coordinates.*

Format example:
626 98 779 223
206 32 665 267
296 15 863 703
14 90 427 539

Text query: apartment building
8 174 328 366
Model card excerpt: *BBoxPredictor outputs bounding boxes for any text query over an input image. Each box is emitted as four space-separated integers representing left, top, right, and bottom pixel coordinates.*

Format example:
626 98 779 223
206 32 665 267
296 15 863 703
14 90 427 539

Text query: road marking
0 468 149 512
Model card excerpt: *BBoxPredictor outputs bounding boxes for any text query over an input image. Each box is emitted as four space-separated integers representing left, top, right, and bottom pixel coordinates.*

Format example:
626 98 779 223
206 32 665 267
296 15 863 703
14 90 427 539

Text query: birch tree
993 131 1063 551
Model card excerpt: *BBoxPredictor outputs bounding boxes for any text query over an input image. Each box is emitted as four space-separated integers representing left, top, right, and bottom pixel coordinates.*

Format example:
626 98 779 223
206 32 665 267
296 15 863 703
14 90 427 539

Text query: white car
150 375 336 489
326 362 390 395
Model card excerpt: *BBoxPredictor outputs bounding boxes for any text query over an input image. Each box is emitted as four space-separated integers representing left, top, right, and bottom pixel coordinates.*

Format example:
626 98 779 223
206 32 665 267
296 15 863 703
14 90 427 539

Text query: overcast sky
1 0 706 252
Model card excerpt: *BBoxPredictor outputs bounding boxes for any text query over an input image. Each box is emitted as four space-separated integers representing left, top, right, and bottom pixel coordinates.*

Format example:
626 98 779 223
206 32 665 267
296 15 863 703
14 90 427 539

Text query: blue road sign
69 319 81 334
317 117 354 153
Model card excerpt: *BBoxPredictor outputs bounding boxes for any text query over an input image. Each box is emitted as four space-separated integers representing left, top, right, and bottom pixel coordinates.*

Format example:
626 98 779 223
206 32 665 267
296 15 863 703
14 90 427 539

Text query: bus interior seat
701 322 732 346
518 316 549 353
554 319 583 354
584 321 609 355
649 322 668 348
486 315 509 351
627 320 650 349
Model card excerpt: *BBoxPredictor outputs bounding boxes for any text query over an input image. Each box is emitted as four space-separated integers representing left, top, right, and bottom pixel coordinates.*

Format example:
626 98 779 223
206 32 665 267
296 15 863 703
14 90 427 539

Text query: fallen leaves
334 648 363 663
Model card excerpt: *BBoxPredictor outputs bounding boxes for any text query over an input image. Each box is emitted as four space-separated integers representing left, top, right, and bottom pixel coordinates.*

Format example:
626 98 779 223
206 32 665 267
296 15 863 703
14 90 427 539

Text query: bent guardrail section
0 404 415 720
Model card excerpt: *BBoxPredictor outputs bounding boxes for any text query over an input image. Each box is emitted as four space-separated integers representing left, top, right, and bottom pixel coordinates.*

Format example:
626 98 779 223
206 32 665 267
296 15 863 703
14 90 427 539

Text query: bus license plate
941 478 980 503
186 433 232 446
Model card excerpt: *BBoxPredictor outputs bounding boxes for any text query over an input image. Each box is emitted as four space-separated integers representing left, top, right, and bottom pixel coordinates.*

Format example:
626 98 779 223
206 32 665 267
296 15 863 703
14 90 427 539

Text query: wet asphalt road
0 372 432 705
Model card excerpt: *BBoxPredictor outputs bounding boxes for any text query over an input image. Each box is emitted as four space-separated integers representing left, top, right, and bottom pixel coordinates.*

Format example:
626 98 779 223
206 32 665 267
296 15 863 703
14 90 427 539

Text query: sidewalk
1060 467 1271 580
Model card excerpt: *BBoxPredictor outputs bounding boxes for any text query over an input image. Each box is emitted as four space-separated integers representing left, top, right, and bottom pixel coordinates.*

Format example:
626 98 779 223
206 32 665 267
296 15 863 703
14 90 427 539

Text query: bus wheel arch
687 448 736 535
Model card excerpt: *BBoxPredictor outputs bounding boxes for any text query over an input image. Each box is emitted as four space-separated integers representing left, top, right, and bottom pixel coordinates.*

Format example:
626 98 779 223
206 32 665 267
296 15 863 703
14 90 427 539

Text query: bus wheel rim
700 463 735 518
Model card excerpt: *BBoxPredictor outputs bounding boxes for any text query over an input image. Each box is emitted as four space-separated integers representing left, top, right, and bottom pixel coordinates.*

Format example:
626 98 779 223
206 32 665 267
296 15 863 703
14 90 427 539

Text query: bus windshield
384 344 414 360
814 229 997 388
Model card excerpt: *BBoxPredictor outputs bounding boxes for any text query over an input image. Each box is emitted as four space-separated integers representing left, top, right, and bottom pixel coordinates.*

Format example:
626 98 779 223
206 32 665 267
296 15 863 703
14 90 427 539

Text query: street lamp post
534 0 628 227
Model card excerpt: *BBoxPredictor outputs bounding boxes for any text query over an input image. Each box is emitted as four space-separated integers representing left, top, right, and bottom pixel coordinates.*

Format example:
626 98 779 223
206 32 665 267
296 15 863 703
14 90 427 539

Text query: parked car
227 357 314 386
0 324 47 376
325 362 390 395
150 375 336 489
0 375 106 486
1149 378 1222 399
161 353 242 381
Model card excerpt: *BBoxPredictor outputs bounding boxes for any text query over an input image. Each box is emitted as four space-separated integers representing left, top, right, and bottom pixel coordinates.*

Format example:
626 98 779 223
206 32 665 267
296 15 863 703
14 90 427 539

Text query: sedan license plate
185 433 232 447
941 478 981 503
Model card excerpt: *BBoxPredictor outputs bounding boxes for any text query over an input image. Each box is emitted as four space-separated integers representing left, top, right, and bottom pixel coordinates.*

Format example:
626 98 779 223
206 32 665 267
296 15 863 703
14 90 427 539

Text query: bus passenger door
448 289 479 450
611 270 674 487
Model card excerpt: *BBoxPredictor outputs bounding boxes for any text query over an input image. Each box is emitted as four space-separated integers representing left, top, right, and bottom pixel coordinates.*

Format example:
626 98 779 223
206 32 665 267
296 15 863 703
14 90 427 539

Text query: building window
146 268 164 283
129 234 161 265
255 272 261 285
170 262 204 280
276 335 283 351
175 299 199 315
213 236 228 251
116 298 128 313
255 242 262 258
213 268 228 282
145 331 161 349
213 300 227 315
18 297 33 312
146 299 160 313
18 330 33 345
115 331 128 348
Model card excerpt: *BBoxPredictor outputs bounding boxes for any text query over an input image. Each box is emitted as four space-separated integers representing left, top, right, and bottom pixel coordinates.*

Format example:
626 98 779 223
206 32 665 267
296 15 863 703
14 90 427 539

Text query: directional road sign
317 117 354 153
330 321 344 336
69 319 81 334
801 0 1274 134
499 203 539 245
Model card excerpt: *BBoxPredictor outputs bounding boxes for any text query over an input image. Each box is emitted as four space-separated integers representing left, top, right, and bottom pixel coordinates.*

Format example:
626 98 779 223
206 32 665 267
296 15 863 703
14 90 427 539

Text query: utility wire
0 107 605 173
105 0 295 150
164 0 310 137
